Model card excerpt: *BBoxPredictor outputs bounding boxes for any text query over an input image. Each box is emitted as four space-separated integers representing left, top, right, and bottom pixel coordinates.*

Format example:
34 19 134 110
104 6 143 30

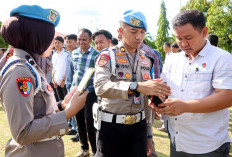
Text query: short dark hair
55 36 64 43
92 29 112 41
171 43 179 48
163 42 170 47
208 34 218 47
78 28 92 38
172 9 206 32
65 34 77 41
111 38 118 45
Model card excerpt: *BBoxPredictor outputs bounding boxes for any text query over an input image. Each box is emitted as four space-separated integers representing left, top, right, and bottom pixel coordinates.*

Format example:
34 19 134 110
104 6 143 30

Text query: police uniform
94 10 153 157
0 5 69 157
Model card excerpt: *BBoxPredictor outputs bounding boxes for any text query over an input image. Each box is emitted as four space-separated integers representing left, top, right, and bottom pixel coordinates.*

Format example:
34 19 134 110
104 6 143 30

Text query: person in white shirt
163 42 172 62
150 9 232 157
52 36 68 101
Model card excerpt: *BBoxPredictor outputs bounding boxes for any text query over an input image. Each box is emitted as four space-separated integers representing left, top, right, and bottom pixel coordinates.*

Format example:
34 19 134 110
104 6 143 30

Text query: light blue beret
121 10 147 31
10 5 60 27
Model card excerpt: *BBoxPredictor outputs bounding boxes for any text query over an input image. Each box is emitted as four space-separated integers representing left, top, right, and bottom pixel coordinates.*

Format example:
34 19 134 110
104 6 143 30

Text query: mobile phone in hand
152 96 165 108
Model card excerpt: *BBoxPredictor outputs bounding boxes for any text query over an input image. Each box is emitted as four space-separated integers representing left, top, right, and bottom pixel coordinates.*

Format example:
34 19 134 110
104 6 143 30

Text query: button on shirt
72 46 98 92
161 40 232 154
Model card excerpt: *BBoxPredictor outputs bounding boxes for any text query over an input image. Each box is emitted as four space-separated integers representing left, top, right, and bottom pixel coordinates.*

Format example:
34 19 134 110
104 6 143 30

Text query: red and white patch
16 77 32 97
202 63 206 68
143 74 150 80
100 54 110 60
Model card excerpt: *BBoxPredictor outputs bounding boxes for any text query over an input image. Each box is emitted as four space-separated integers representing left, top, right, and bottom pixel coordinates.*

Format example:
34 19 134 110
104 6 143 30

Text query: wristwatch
129 82 138 93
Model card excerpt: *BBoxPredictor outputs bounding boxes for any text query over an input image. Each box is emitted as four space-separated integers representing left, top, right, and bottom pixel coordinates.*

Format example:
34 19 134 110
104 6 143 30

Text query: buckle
124 115 137 125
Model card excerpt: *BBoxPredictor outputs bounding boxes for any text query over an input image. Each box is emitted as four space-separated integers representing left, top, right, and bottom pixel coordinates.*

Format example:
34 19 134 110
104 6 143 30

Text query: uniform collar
197 40 211 57
13 48 37 66
184 40 210 59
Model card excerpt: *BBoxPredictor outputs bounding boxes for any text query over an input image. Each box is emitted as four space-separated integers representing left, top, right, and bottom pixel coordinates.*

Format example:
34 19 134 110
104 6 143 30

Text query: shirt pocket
190 72 213 93
34 92 46 118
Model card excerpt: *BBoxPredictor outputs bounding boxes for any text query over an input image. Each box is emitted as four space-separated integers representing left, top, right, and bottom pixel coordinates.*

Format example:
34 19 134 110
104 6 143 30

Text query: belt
38 136 59 142
101 110 145 125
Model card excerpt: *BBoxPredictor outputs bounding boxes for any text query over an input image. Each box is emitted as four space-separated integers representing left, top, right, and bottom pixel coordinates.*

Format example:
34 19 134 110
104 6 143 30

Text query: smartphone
152 96 164 108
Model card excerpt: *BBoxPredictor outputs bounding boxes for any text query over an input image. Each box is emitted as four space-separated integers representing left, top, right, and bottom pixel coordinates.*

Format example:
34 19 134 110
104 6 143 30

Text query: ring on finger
159 89 162 93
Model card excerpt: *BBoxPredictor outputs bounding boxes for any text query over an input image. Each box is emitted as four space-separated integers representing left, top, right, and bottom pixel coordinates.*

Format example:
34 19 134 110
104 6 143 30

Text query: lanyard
126 53 139 82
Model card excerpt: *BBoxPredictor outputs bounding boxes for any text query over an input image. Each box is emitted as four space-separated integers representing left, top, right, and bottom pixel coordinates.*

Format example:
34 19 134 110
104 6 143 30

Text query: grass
0 105 231 157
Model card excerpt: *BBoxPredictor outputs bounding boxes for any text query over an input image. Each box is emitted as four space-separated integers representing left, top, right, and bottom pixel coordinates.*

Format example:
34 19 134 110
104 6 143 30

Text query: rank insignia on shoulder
117 58 128 64
47 84 53 91
16 77 32 97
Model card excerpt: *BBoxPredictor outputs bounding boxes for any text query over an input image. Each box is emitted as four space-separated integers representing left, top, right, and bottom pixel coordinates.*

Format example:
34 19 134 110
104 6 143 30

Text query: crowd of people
0 4 232 157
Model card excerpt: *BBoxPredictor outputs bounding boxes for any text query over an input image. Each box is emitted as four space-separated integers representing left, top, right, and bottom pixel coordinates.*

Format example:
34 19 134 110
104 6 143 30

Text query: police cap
10 5 60 27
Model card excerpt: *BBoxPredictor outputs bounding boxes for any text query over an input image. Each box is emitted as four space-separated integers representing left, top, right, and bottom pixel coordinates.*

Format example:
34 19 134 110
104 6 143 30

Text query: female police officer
0 5 87 157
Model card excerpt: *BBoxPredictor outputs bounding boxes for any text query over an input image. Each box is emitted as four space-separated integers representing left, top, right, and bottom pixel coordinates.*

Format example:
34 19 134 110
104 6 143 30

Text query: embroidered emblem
140 54 145 59
47 84 53 91
130 17 140 27
125 73 131 79
16 77 32 97
6 47 14 62
117 58 128 64
144 74 149 80
98 59 108 66
47 10 58 23
140 61 148 65
100 54 110 61
116 52 125 56
118 72 124 77
120 47 126 53
202 63 206 68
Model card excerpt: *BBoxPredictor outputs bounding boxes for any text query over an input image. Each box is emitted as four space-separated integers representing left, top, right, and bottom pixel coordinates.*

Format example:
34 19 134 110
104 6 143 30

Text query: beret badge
47 10 58 23
130 17 140 27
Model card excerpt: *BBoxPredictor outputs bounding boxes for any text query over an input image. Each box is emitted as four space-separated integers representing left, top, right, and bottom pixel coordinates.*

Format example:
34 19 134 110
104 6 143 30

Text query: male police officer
94 10 171 157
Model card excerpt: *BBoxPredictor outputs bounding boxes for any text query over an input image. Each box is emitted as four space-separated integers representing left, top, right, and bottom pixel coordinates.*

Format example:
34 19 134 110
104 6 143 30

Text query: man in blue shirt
72 28 99 157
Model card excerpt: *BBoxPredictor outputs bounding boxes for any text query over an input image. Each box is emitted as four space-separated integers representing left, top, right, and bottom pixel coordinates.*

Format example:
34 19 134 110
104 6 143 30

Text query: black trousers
55 85 67 101
95 119 147 157
75 91 97 153
170 142 230 157
50 83 59 102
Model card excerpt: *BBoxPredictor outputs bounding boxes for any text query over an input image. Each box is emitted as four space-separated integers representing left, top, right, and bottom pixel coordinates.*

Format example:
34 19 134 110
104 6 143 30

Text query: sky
0 0 188 39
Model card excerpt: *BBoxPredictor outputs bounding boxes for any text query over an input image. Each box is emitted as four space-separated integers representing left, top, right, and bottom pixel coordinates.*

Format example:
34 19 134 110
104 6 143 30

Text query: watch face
130 82 137 91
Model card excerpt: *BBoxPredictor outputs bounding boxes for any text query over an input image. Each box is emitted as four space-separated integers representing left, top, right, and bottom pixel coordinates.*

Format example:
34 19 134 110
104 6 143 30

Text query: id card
133 92 141 104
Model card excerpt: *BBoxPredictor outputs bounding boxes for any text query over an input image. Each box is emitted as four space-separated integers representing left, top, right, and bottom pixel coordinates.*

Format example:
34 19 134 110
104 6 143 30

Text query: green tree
155 0 170 61
181 0 211 17
207 0 232 52
181 0 232 52
144 32 156 49
0 21 8 48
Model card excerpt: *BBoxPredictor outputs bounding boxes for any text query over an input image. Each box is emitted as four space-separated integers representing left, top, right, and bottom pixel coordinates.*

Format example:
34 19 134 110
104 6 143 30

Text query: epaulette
95 46 118 76
0 56 42 95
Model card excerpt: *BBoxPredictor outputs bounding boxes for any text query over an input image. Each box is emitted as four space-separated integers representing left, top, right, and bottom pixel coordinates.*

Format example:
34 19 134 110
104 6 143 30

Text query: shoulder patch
16 77 32 97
